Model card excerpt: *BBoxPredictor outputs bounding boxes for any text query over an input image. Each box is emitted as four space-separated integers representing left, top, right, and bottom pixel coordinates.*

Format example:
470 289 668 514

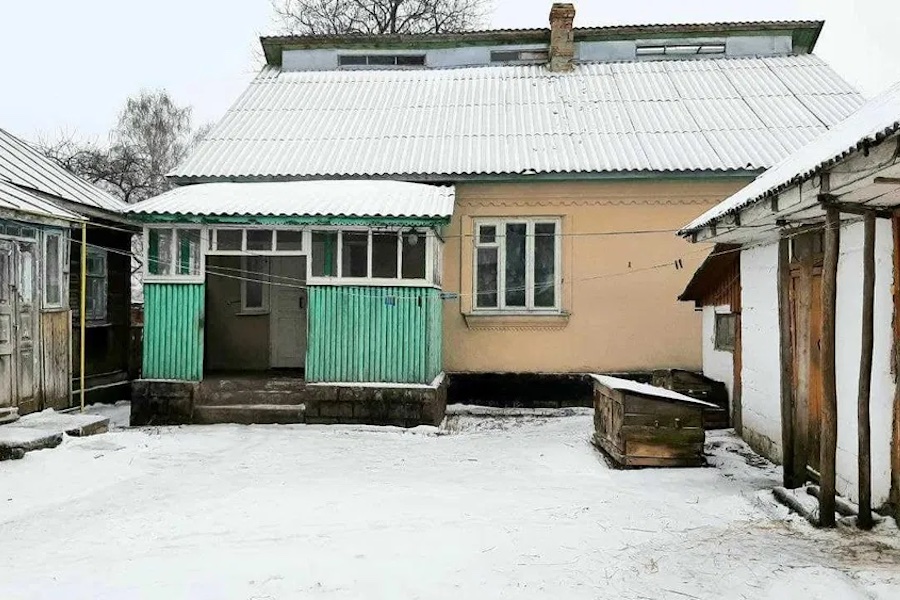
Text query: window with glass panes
85 249 108 322
474 219 560 311
146 227 203 279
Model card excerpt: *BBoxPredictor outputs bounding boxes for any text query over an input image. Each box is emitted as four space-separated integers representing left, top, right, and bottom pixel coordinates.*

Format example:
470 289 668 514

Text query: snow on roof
127 180 454 220
0 127 127 214
0 179 83 222
170 55 862 182
681 80 900 235
591 374 719 408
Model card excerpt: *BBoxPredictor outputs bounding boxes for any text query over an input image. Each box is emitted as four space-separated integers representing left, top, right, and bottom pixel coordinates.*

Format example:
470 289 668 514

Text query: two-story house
128 3 863 427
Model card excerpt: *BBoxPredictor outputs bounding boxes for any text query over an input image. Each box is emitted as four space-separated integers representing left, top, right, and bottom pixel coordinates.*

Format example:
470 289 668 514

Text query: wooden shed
591 375 717 468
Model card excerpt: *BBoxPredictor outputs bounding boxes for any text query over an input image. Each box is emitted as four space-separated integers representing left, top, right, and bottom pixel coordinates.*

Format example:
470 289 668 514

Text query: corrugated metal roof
127 180 454 219
681 80 900 235
0 127 127 214
0 180 83 222
171 55 863 181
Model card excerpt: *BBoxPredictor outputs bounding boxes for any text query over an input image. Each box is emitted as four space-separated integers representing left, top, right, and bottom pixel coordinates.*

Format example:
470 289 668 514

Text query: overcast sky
1 0 898 143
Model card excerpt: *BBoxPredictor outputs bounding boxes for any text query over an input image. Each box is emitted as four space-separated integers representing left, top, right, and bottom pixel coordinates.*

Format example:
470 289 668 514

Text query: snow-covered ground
1 407 898 599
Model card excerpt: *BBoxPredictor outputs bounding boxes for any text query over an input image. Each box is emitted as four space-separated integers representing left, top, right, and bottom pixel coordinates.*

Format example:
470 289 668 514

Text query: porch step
201 377 307 394
193 404 307 426
0 407 19 425
197 389 309 407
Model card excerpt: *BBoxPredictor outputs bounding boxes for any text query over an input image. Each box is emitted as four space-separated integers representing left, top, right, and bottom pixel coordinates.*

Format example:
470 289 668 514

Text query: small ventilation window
637 43 726 57
491 49 549 64
338 54 426 67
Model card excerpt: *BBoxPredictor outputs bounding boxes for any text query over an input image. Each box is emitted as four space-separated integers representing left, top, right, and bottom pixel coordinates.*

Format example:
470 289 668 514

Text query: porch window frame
142 225 208 284
42 228 66 310
472 217 562 313
306 226 438 288
239 255 271 315
207 226 309 257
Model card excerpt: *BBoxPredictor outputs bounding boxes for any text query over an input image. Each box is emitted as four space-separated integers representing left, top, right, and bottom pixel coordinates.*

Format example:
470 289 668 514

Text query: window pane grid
474 219 559 312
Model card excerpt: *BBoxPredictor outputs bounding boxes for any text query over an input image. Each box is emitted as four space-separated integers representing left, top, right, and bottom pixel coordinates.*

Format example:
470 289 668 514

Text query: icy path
1 409 898 599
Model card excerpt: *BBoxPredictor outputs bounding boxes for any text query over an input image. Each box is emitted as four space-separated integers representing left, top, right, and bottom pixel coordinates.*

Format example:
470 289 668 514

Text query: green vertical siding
307 286 442 384
143 283 205 381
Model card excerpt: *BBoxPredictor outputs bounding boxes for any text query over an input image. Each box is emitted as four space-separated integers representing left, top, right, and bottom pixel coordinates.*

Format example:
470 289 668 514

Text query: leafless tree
40 90 210 204
272 0 491 35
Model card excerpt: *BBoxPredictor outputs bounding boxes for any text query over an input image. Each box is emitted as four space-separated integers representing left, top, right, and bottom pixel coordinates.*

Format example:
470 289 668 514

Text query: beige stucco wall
442 179 749 374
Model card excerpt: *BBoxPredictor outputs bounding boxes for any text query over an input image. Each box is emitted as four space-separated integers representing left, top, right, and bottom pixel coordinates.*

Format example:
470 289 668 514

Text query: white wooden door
269 257 307 369
14 242 38 406
0 241 15 407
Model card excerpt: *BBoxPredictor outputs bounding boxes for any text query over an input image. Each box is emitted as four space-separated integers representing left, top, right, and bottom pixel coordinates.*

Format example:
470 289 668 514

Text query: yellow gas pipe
79 223 86 412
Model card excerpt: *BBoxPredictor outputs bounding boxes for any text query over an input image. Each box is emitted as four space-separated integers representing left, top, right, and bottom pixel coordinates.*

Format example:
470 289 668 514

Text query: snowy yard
1 406 899 600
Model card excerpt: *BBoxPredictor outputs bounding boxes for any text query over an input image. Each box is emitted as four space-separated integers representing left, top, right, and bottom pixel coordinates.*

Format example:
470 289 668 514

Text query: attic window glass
491 49 549 63
338 54 426 67
637 43 726 57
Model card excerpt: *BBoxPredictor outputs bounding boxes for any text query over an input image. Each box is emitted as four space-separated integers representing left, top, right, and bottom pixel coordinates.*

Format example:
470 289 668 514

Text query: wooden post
819 206 840 527
857 211 875 529
778 236 799 487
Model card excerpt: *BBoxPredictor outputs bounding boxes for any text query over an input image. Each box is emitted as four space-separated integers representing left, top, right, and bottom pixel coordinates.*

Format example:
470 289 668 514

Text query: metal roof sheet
0 128 127 214
171 55 863 182
0 180 83 222
127 180 454 219
681 79 900 235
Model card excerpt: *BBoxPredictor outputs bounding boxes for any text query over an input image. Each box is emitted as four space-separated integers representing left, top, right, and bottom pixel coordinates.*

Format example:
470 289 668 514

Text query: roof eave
260 20 826 66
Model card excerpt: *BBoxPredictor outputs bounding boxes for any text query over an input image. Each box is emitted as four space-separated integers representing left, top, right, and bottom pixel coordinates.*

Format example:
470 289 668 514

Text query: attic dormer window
491 49 550 64
338 54 426 68
636 43 726 57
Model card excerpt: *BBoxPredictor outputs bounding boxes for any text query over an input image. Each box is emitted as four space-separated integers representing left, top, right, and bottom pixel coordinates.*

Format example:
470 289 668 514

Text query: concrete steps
0 411 110 461
198 377 308 407
193 404 307 425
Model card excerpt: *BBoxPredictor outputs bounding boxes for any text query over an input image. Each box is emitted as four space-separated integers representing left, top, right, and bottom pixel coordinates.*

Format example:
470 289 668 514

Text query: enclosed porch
128 180 452 427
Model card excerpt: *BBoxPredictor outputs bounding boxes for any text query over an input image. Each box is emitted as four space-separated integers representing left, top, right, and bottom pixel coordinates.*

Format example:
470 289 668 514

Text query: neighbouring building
678 245 742 428
679 81 900 516
130 3 864 425
0 127 134 419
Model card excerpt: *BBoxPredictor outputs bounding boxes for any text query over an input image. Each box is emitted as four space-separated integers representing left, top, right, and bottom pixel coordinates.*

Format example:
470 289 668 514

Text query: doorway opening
204 255 307 379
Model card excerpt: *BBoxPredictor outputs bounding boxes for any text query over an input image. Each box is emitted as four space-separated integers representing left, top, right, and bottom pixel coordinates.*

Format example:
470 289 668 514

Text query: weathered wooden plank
819 205 840 527
620 426 705 445
623 412 702 428
778 236 800 487
857 211 875 529
626 441 704 460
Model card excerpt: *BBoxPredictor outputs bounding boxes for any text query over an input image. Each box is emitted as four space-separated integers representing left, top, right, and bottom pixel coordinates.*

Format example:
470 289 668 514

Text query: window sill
463 312 570 331
236 310 270 317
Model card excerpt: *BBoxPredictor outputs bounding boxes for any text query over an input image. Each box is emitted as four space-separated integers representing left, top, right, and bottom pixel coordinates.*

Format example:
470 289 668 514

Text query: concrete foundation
131 375 447 428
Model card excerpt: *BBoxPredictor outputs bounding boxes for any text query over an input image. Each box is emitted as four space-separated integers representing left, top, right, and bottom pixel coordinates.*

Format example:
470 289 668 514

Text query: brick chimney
548 3 576 72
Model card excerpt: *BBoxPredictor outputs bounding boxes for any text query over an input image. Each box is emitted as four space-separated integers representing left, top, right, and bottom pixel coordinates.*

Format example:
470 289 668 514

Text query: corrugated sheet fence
307 286 442 384
143 283 205 380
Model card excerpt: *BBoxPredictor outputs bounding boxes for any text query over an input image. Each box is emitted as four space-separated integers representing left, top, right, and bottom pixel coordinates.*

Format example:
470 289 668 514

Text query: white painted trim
472 217 562 313
142 225 208 284
240 255 270 313
41 229 65 309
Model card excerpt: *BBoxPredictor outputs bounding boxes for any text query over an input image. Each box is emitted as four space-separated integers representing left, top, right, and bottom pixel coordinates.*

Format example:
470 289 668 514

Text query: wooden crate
591 375 714 468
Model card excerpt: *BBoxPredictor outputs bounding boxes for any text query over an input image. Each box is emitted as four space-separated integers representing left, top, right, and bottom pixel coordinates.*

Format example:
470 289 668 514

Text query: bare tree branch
272 0 491 35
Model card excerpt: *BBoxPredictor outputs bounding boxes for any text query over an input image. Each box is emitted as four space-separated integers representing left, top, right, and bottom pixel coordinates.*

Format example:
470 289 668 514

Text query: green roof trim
261 20 825 65
133 213 449 228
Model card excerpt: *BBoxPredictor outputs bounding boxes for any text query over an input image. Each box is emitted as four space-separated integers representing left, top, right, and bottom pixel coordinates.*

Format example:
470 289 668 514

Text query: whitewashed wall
739 242 783 461
834 219 895 505
701 305 735 402
738 221 896 506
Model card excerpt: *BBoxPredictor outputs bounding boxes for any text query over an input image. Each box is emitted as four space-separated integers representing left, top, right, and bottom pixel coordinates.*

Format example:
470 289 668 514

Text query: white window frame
85 247 108 323
472 218 562 313
207 226 309 257
307 227 439 288
42 229 66 309
143 225 208 284
239 255 270 315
